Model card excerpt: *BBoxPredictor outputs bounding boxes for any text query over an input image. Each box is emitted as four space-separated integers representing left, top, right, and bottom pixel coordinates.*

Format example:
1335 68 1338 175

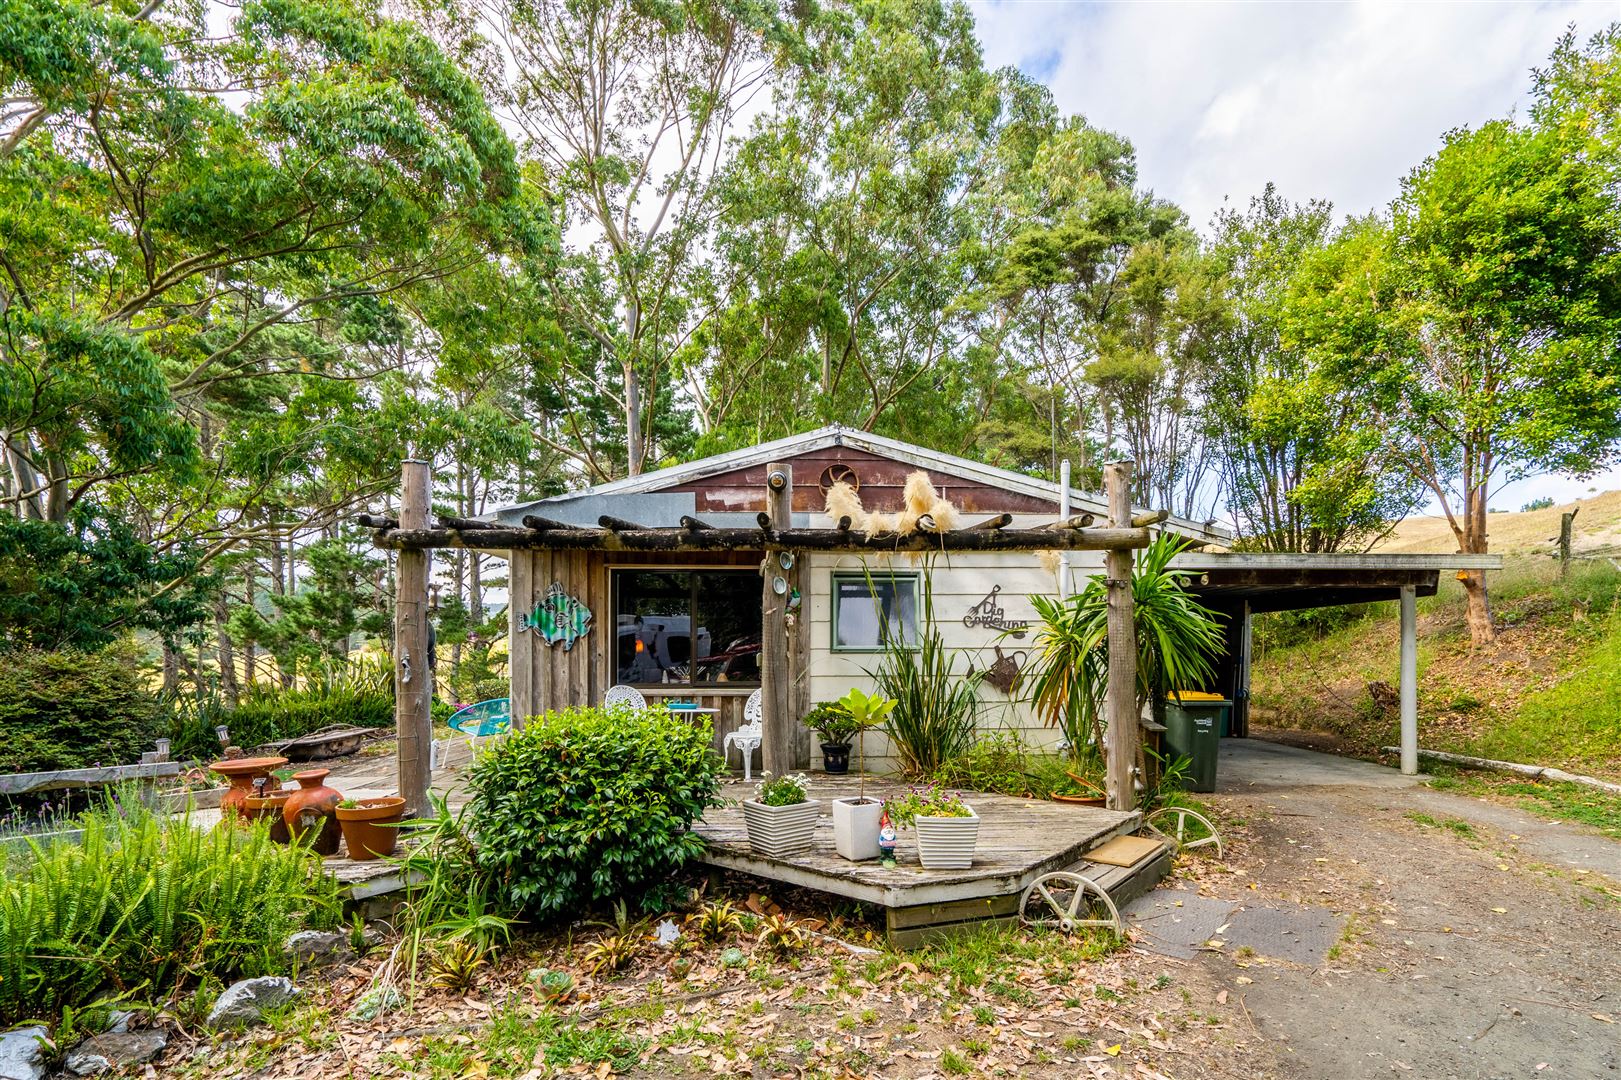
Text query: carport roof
1171 552 1503 613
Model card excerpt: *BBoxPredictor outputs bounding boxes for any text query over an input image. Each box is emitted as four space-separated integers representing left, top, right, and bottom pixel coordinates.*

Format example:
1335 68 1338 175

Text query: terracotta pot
335 796 406 860
243 788 293 844
282 769 343 855
208 757 288 824
1051 794 1108 807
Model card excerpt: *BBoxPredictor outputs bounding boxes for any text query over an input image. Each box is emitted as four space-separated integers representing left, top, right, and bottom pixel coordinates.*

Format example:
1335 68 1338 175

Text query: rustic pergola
368 461 1153 816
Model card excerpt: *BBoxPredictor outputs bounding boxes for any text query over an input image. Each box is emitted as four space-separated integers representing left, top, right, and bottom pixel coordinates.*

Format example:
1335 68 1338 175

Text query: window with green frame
831 572 918 651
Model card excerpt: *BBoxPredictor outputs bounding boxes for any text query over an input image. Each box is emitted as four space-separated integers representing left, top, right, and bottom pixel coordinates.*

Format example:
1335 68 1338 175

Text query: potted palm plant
887 785 978 869
829 687 896 860
1020 535 1223 793
741 773 819 859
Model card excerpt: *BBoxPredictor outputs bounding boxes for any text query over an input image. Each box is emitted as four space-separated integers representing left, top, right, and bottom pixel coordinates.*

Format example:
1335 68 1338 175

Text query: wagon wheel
1018 871 1123 936
1146 806 1224 859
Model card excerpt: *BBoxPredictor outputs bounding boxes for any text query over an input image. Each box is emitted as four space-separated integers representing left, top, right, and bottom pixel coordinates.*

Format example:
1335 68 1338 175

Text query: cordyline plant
1018 535 1225 760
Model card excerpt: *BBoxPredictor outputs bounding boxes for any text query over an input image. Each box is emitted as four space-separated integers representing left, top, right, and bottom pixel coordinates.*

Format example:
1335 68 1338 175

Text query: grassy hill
1249 492 1621 782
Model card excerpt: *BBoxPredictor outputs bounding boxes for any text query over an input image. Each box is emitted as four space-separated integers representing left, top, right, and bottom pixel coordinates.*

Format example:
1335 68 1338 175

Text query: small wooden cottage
480 426 1227 772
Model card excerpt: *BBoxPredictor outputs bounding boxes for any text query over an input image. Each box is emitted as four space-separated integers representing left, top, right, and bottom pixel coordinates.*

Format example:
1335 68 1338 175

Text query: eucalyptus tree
694 0 1008 452
1286 117 1621 643
1204 187 1421 552
419 0 805 477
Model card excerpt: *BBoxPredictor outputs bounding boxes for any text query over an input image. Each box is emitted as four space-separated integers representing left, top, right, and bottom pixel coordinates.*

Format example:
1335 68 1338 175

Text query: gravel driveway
1143 738 1621 1080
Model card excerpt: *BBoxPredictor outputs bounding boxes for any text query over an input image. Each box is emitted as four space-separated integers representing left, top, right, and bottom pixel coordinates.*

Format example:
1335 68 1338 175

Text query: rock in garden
0 1026 47 1080
205 977 300 1029
283 929 353 966
62 1032 167 1076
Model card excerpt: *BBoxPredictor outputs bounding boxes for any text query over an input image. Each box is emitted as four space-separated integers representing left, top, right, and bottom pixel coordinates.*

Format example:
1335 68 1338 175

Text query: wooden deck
695 777 1159 945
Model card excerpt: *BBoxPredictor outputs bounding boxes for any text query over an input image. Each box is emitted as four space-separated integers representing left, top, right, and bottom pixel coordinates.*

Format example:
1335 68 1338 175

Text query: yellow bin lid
1170 690 1227 701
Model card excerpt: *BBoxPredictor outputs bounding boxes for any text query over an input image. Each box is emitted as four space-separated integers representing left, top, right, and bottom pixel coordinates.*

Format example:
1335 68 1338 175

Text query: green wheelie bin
1161 693 1230 793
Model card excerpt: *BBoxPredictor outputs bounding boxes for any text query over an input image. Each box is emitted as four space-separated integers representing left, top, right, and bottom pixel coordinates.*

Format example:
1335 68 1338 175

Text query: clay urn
208 757 288 824
282 769 344 856
244 786 294 844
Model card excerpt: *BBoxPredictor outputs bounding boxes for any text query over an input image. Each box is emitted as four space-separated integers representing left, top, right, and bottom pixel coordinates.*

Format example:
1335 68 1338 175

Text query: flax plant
869 561 985 776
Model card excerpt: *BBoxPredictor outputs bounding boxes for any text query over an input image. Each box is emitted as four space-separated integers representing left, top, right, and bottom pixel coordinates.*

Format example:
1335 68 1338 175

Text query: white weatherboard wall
804 549 1110 773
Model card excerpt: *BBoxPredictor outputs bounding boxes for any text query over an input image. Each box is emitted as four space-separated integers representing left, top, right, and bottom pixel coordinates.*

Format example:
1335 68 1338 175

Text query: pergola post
761 462 796 778
1399 584 1418 775
1103 462 1138 812
395 460 433 816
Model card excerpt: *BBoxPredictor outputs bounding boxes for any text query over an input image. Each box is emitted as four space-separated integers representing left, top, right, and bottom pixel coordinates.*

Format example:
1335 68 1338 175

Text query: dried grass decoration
823 471 958 541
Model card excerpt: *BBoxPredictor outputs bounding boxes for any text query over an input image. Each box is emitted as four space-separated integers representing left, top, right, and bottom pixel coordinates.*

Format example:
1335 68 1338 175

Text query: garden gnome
878 806 898 868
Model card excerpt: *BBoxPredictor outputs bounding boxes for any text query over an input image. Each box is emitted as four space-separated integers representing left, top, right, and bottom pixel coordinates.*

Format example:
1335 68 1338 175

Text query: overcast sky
969 0 1621 512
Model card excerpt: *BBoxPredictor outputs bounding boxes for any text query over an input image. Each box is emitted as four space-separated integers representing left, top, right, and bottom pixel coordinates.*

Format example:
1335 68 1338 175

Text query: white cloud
970 0 1617 231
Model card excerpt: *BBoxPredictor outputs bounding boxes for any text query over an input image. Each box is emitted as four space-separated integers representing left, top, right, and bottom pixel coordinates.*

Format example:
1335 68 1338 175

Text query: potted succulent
741 773 819 859
829 687 896 861
335 796 406 860
804 702 859 774
887 785 979 869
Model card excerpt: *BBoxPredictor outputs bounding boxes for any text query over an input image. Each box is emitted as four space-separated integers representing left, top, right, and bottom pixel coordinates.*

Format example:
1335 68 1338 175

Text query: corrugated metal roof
484 424 1232 542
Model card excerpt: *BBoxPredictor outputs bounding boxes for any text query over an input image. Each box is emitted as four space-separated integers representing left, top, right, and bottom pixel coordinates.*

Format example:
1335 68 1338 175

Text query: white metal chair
723 689 764 781
604 684 648 710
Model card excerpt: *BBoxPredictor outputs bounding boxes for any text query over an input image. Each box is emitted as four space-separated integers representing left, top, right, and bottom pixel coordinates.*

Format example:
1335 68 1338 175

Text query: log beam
372 525 1153 553
521 514 573 531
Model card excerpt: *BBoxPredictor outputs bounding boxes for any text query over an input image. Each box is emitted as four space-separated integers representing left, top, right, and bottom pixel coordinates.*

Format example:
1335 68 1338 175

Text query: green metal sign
521 582 593 650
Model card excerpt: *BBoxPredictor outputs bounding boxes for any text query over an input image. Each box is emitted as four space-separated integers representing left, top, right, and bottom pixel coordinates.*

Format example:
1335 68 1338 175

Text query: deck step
884 832 1174 948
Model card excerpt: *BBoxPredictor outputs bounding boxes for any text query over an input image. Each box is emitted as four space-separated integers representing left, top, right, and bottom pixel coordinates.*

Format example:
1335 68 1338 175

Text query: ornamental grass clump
0 798 340 1026
467 705 725 919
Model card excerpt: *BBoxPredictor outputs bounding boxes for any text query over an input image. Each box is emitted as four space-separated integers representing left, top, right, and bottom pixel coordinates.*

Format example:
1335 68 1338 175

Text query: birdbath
210 756 289 822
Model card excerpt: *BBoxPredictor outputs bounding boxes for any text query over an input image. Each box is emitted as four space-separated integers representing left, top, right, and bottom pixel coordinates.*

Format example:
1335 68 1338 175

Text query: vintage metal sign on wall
962 584 1029 637
520 582 593 650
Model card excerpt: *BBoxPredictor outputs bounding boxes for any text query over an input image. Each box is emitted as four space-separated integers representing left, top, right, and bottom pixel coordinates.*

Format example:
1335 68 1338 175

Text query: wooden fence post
762 462 796 778
396 460 433 817
1558 508 1579 579
1103 462 1138 813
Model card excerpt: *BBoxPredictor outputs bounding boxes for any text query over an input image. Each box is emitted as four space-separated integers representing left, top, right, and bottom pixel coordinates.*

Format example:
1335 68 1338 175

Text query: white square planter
914 806 979 869
832 797 882 861
741 799 821 859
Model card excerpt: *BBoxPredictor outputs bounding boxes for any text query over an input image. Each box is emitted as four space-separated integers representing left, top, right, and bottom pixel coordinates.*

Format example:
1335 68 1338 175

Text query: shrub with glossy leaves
468 706 725 919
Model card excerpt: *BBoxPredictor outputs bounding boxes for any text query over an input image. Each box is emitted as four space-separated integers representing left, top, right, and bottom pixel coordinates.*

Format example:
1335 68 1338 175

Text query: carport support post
1399 585 1418 775
1103 462 1138 812
396 460 433 816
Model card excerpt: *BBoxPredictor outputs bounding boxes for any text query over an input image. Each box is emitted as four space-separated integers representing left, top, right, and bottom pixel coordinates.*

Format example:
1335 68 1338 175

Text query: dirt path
1173 739 1621 1079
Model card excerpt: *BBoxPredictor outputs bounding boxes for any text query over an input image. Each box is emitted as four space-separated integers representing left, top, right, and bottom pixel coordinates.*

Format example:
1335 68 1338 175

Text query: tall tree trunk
625 360 644 476
161 642 179 695
467 471 483 624
1460 480 1496 645
215 590 240 707
242 561 257 689
624 294 644 476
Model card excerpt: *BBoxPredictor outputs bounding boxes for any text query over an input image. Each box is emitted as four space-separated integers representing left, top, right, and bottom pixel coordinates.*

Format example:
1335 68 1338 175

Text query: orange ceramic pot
335 796 406 860
244 788 294 843
209 757 288 823
282 769 343 855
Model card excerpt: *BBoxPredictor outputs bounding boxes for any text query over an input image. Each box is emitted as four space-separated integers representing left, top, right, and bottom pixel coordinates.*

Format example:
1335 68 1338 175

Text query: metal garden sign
521 582 593 650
